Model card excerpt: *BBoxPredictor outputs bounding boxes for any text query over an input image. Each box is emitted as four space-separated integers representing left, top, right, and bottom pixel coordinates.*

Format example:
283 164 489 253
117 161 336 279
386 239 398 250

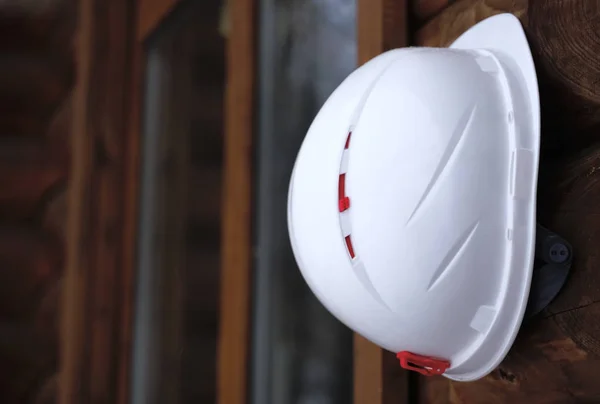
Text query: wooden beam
0 227 62 319
136 0 180 40
60 0 93 399
217 0 256 402
355 1 410 403
136 0 226 40
358 0 408 65
412 0 452 26
0 138 67 219
61 0 137 403
354 334 384 404
118 10 143 404
0 2 74 403
414 0 527 47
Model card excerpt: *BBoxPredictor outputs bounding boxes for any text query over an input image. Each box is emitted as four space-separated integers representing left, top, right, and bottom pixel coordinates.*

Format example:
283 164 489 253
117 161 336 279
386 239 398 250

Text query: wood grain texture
61 0 136 403
217 0 255 403
0 0 75 138
0 138 67 220
415 0 600 402
118 4 145 401
137 0 179 39
0 323 57 403
415 0 527 47
0 0 73 403
354 334 384 404
83 2 224 402
0 0 76 54
413 0 452 26
355 1 411 403
0 227 63 320
358 0 408 66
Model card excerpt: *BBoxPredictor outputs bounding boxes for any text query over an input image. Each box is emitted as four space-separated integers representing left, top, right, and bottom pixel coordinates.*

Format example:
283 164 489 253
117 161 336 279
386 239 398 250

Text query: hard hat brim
446 13 541 381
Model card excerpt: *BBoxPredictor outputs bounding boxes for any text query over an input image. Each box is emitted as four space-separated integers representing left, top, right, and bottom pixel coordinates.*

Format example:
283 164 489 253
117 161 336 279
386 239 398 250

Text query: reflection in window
131 2 224 403
252 1 357 403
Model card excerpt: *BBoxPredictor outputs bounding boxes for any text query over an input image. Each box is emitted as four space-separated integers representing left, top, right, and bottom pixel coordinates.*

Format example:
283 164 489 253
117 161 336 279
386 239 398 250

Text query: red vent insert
339 197 350 212
338 174 346 200
344 235 355 259
397 351 450 376
338 174 350 212
341 130 353 258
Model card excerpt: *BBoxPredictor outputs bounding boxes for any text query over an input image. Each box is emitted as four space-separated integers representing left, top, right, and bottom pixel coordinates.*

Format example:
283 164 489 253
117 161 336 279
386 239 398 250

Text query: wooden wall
217 0 254 402
0 0 224 403
8 1 596 403
0 1 75 403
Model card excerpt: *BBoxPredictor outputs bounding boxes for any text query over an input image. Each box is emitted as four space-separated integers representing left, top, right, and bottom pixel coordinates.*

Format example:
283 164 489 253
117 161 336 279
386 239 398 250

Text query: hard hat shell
287 14 540 381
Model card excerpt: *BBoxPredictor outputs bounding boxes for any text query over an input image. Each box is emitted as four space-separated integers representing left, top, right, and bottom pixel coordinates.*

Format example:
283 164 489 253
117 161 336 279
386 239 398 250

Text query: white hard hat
287 13 540 381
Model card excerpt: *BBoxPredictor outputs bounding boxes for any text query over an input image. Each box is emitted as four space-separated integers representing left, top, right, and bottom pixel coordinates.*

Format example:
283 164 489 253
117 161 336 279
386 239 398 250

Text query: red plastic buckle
397 351 450 376
338 197 350 212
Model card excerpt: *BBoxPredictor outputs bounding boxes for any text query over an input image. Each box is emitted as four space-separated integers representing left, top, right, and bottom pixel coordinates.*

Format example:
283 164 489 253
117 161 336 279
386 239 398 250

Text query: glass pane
251 1 357 403
131 0 357 402
131 2 224 403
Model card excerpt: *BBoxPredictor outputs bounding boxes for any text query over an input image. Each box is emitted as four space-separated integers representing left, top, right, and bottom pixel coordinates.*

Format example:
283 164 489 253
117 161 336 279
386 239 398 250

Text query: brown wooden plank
0 54 73 115
415 0 527 47
117 21 143 404
358 0 408 66
0 1 73 403
354 334 384 404
60 0 97 398
0 0 76 54
0 227 62 320
0 54 73 138
0 138 67 220
526 0 600 142
0 323 57 403
137 0 180 40
413 0 452 26
61 0 137 403
416 0 600 402
355 1 411 403
32 374 59 404
216 0 256 402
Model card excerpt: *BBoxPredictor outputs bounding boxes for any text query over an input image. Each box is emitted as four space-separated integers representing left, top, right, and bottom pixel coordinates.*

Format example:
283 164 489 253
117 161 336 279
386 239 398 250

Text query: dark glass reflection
131 2 224 403
252 1 357 403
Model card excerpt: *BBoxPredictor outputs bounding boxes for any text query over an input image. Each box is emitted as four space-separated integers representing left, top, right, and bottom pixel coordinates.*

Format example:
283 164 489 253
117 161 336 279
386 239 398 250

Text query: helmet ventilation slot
340 131 353 259
344 235 355 259
338 174 349 212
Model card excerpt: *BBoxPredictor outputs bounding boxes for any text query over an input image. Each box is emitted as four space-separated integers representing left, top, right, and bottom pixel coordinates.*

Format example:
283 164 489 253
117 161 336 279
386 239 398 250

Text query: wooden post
217 0 256 403
62 0 137 402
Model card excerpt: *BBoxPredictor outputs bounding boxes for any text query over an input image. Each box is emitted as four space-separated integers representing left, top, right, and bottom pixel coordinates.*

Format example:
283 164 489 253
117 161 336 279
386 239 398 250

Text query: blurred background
129 0 357 403
0 0 358 402
3 0 599 403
